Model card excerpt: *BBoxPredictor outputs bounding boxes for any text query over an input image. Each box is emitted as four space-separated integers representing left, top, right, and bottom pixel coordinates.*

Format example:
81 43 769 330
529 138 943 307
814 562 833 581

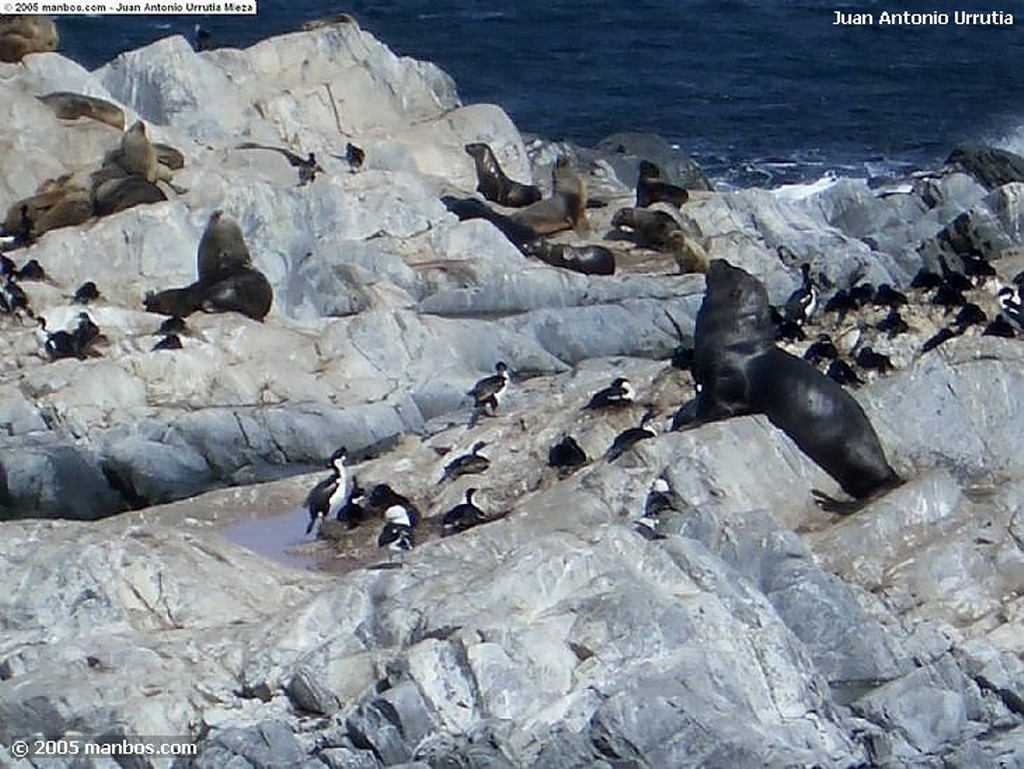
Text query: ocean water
55 0 1024 186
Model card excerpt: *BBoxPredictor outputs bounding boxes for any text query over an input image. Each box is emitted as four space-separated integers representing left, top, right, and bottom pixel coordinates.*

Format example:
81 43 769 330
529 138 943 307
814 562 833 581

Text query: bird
873 283 908 308
823 288 857 322
783 263 818 325
938 256 972 294
16 258 45 280
982 316 1017 338
930 283 967 311
469 361 510 417
910 267 943 290
236 142 324 186
825 359 864 387
961 253 996 284
368 483 421 529
334 477 367 529
875 306 909 339
151 333 183 351
584 377 636 410
606 410 657 461
548 435 587 476
953 303 987 329
0 276 30 320
377 520 415 552
848 282 875 308
72 311 102 356
73 281 101 304
304 446 350 536
1 204 34 250
634 477 688 540
803 334 839 364
855 346 893 374
193 23 212 51
157 315 187 335
344 142 365 172
35 316 77 360
438 441 490 484
921 326 961 353
442 487 488 535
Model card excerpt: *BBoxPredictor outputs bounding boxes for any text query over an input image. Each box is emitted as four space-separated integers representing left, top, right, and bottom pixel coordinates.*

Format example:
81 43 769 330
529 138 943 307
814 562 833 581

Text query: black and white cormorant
606 410 657 461
441 487 488 535
439 440 490 484
304 446 350 535
469 361 510 416
35 316 76 360
584 377 636 410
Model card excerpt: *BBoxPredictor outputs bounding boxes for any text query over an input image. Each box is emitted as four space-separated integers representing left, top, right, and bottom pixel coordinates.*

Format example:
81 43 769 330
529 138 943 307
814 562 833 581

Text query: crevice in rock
101 463 150 510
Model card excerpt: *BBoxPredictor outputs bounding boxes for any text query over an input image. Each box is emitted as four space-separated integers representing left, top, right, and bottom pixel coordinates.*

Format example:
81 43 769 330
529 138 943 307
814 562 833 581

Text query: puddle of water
219 507 394 574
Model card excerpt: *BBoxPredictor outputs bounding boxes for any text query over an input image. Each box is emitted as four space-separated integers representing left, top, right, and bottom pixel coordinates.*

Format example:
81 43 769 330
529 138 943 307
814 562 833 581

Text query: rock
947 144 1024 190
594 131 715 191
2 19 1024 769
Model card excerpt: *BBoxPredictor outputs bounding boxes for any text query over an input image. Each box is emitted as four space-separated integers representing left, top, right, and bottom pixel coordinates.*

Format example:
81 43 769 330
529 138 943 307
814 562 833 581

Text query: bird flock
301 245 1024 565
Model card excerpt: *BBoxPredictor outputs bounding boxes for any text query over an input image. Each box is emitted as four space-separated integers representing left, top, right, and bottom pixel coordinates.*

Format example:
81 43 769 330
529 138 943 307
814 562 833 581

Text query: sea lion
441 195 539 250
6 182 92 236
200 268 273 321
523 238 615 276
37 92 125 130
0 15 58 63
510 156 587 235
118 120 174 185
197 210 252 283
146 211 272 321
636 160 689 208
300 13 358 31
689 259 900 509
144 283 205 317
464 143 542 208
611 207 682 250
91 175 166 217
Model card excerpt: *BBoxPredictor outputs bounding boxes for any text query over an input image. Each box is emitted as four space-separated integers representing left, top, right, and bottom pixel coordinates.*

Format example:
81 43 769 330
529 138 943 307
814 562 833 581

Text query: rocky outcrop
2 17 1024 768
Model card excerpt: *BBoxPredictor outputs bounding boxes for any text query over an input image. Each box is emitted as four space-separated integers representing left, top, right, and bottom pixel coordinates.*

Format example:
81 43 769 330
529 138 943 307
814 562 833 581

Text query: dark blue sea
57 0 1024 187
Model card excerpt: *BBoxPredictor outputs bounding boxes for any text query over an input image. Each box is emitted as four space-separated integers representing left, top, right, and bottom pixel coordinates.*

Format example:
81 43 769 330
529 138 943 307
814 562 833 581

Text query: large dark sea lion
523 238 615 276
690 259 900 509
464 143 542 208
200 268 273 320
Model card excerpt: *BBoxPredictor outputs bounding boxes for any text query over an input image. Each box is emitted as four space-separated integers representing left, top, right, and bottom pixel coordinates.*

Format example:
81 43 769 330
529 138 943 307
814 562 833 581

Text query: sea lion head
638 160 661 180
697 260 775 354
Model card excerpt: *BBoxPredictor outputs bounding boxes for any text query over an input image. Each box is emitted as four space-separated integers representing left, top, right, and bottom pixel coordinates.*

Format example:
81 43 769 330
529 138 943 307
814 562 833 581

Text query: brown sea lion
119 120 172 184
0 15 58 63
464 143 542 208
37 92 125 130
611 207 682 250
636 160 689 208
510 156 588 235
687 259 901 510
91 175 166 217
197 210 252 283
5 180 91 236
